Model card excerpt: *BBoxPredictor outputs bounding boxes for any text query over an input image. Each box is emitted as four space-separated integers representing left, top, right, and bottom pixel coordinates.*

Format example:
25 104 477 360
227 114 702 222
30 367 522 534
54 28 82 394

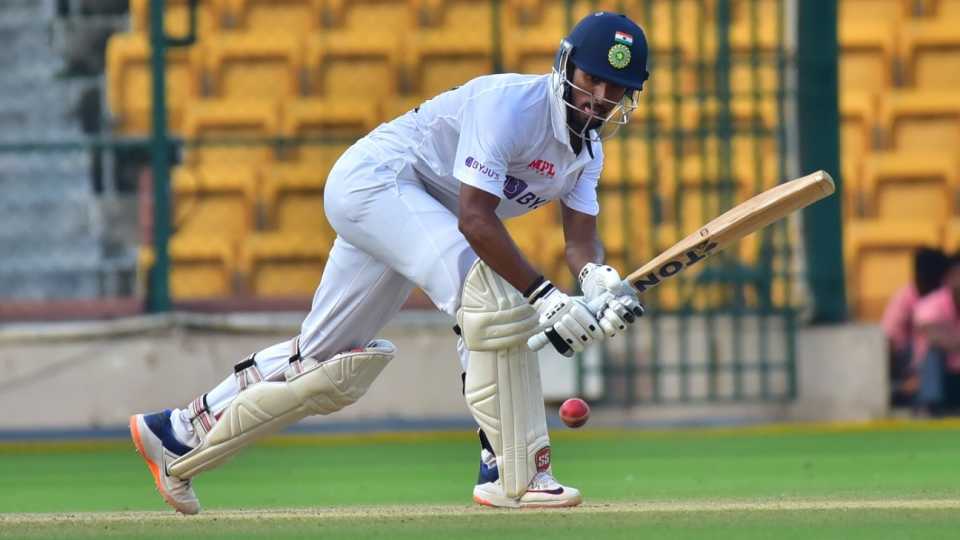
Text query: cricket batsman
130 11 649 513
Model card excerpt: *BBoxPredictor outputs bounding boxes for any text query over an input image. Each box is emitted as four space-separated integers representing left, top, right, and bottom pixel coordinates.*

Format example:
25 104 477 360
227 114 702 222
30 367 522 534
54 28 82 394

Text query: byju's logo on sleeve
465 156 500 180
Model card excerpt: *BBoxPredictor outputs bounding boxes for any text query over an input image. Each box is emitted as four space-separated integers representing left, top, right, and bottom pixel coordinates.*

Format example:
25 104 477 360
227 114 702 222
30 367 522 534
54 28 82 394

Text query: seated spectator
882 248 948 407
913 252 960 416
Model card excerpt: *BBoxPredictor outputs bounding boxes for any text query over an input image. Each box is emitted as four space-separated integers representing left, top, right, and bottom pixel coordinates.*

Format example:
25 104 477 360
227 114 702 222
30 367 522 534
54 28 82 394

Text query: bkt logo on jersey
504 175 548 209
527 159 556 178
465 156 500 180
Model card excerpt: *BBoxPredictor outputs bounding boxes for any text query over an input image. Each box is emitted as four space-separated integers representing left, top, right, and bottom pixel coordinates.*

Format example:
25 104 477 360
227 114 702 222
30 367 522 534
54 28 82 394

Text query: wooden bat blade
625 170 835 293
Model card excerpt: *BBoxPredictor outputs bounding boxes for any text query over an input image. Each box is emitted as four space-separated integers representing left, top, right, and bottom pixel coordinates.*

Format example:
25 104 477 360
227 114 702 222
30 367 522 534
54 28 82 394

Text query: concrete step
0 152 94 181
0 269 102 301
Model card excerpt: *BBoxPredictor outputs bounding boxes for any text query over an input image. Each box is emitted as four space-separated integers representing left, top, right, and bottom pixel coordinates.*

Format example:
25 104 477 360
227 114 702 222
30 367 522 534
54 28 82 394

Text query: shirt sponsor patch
527 159 556 178
465 156 500 180
503 175 548 209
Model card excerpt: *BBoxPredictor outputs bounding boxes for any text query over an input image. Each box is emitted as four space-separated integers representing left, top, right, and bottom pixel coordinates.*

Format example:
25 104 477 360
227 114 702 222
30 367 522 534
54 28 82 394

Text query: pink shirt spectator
912 286 960 372
882 284 919 352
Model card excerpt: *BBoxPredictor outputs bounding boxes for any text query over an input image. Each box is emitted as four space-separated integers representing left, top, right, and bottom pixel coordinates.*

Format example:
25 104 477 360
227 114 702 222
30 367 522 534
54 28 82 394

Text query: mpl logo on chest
527 159 556 178
504 175 548 209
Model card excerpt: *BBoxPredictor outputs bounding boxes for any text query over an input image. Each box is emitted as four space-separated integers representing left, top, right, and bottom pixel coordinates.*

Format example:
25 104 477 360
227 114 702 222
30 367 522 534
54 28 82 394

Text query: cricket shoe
473 468 583 508
129 410 201 515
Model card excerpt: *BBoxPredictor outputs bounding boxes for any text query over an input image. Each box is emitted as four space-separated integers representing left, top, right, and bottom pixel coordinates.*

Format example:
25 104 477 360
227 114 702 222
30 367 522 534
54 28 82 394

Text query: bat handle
527 328 573 357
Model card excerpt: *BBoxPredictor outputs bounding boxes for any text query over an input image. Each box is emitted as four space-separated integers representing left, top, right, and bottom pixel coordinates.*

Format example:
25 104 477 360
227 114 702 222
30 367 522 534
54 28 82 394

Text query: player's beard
567 107 606 139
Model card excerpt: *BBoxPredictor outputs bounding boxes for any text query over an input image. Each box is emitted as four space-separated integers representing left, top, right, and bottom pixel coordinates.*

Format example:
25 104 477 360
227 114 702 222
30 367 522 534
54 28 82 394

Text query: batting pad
459 261 549 498
168 340 395 479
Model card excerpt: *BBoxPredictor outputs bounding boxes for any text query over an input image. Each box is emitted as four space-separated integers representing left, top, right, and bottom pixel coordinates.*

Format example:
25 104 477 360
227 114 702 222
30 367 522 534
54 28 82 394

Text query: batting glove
579 263 645 338
525 277 604 356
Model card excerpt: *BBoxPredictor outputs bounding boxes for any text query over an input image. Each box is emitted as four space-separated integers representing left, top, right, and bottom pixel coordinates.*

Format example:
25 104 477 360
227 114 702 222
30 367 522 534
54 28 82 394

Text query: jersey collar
548 72 572 147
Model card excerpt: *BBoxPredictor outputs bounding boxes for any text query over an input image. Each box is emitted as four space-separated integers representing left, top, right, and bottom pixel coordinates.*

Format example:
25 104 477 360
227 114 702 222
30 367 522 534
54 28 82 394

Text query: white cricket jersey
354 73 603 219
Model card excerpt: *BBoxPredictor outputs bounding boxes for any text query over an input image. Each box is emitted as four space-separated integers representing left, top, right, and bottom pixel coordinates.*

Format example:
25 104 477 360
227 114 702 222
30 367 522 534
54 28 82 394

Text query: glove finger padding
598 316 620 338
552 319 587 353
599 295 645 333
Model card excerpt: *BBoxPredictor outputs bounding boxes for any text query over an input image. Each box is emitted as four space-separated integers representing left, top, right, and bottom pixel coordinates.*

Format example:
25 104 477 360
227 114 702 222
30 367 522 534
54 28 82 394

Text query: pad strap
168 340 395 479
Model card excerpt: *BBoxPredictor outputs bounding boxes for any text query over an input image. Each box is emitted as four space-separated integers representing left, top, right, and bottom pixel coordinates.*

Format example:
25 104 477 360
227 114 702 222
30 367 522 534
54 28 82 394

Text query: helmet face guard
552 12 650 143
552 41 641 142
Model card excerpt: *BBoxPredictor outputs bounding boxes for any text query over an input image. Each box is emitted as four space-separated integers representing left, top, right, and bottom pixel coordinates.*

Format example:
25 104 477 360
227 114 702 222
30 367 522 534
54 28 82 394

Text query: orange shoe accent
129 415 177 511
473 495 496 507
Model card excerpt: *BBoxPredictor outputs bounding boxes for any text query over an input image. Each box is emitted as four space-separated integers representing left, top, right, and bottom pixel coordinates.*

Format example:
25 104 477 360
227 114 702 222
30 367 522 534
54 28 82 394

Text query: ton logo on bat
629 236 719 293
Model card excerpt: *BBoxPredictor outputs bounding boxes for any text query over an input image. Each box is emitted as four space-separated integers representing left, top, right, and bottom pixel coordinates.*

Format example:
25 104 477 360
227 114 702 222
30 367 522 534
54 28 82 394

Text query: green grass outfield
2 420 960 539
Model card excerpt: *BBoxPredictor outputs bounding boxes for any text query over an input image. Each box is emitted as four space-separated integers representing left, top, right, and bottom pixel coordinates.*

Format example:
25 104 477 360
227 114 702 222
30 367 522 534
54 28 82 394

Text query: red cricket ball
559 398 591 428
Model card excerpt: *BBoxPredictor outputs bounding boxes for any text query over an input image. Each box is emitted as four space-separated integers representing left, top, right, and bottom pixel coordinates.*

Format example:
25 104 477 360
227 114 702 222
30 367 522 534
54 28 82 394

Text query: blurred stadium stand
3 0 954 323
103 0 801 309
0 0 124 302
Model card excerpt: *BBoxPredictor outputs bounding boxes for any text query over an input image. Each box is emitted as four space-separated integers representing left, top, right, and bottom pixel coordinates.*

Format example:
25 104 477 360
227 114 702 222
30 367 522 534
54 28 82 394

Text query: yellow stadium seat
729 0 780 51
505 209 566 284
129 0 223 36
406 0 494 95
861 151 958 221
944 218 960 252
260 165 335 238
137 236 237 300
843 155 865 219
619 0 717 60
674 167 753 242
203 33 303 100
840 91 876 166
881 90 960 153
171 235 237 299
278 100 360 165
625 101 676 134
282 98 379 137
181 99 280 167
225 0 323 34
382 96 426 121
500 0 566 74
172 165 258 241
728 0 782 97
680 99 779 133
304 34 402 100
929 0 960 22
839 20 896 95
839 0 910 26
600 137 671 187
597 186 656 270
679 135 779 192
105 33 202 134
900 21 960 90
241 233 331 297
845 219 942 320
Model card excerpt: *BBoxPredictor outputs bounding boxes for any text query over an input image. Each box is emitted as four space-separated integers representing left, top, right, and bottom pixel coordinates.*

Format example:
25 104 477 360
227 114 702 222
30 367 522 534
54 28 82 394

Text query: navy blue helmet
553 12 650 141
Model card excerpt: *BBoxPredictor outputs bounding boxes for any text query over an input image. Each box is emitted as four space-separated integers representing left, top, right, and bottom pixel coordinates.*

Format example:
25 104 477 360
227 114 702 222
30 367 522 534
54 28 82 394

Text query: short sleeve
914 288 951 327
452 97 517 197
561 144 602 216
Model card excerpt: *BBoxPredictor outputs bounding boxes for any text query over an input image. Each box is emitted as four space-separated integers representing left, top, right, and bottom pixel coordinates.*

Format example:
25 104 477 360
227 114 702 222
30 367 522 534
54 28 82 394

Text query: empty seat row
840 17 960 94
138 233 329 298
171 163 337 240
843 152 960 221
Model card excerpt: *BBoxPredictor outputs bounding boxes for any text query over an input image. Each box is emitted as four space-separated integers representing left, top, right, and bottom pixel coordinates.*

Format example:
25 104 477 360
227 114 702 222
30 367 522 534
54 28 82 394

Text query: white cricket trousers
197 143 479 418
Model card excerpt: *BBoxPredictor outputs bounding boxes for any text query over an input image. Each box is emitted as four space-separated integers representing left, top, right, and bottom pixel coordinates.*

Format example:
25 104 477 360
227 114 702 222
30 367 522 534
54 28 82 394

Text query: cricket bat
529 170 835 355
